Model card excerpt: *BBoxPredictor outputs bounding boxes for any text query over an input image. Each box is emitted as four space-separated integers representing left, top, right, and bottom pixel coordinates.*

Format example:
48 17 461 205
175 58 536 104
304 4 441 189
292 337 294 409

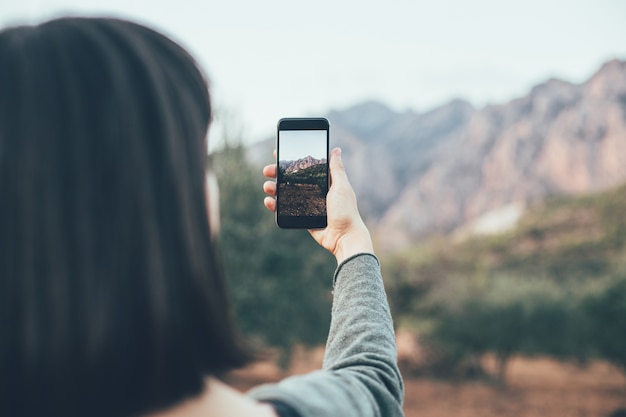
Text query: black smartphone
276 117 330 229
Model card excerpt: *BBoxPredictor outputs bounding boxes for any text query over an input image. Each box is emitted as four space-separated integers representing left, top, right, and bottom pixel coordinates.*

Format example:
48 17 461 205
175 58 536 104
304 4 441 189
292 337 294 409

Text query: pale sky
2 0 625 148
278 130 328 161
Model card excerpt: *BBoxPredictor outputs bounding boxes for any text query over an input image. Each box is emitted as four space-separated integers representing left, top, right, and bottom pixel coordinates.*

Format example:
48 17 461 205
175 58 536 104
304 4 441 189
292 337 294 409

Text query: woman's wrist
333 224 374 265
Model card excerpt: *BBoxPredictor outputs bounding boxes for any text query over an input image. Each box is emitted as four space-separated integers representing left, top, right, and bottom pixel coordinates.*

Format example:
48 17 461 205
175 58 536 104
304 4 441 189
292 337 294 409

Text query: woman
0 16 403 417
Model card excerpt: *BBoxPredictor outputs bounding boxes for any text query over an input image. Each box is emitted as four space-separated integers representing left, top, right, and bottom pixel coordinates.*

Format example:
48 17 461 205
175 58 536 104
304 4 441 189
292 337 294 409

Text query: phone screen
276 118 329 229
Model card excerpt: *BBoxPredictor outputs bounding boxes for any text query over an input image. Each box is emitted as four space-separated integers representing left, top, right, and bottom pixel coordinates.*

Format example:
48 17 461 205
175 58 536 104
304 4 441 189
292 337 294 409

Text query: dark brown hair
0 16 249 417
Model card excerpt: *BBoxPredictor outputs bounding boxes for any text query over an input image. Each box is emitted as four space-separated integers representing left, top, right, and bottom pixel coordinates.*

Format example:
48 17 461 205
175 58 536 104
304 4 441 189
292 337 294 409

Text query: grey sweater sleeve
247 253 405 417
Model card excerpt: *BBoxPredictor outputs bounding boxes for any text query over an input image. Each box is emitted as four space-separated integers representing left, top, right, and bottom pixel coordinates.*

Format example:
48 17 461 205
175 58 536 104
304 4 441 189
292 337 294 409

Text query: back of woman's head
0 16 248 417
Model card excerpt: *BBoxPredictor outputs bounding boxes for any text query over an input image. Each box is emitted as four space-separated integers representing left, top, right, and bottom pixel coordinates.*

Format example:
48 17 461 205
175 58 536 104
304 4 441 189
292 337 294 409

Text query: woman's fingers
263 196 276 212
262 150 277 213
263 163 277 179
263 180 276 196
263 180 276 212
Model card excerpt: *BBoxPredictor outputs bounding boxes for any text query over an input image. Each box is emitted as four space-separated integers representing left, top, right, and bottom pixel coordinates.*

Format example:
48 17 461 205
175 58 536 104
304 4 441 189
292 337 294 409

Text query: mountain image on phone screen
277 129 328 218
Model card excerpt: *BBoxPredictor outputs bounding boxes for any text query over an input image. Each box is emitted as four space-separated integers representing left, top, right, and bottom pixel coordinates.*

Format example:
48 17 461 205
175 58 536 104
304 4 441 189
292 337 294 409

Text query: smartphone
276 117 330 229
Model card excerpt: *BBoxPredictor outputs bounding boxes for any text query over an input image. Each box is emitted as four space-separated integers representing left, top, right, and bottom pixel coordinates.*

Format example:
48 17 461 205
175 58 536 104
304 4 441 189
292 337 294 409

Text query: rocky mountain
248 59 626 252
280 155 327 174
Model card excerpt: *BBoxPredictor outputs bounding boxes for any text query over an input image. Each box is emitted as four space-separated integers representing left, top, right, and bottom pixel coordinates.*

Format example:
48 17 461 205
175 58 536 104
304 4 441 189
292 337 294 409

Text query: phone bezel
276 117 330 229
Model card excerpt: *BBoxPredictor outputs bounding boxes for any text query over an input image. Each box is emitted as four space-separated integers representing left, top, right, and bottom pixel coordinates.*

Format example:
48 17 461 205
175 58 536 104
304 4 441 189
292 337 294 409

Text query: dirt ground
402 357 626 417
278 183 325 216
228 344 626 417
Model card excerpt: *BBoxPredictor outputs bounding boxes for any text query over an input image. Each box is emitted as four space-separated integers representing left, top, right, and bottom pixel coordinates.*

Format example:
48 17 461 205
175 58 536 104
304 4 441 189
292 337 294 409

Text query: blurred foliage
424 276 588 384
583 276 626 372
212 142 334 364
384 183 626 383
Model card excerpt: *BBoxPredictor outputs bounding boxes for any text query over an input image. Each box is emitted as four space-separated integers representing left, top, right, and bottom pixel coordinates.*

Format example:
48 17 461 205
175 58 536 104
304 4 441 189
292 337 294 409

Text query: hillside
386 182 626 289
281 162 328 188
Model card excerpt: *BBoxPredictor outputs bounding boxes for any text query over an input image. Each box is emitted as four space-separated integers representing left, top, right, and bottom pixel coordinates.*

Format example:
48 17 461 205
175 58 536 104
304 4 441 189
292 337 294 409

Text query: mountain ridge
280 155 327 174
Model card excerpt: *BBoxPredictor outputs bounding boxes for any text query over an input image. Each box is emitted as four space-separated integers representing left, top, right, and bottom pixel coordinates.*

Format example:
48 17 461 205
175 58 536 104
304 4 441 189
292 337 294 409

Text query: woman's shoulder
149 378 278 417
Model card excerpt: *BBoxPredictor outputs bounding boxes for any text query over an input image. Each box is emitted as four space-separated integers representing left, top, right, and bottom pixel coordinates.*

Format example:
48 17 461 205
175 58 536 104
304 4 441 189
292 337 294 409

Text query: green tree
429 297 526 384
426 277 584 385
583 276 626 373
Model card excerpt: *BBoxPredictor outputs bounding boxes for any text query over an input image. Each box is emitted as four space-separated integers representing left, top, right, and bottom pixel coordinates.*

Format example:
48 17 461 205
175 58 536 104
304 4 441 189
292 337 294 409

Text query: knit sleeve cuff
332 252 379 287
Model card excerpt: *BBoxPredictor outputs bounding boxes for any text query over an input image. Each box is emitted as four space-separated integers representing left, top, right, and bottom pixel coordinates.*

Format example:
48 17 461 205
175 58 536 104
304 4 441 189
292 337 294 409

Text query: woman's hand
262 147 374 264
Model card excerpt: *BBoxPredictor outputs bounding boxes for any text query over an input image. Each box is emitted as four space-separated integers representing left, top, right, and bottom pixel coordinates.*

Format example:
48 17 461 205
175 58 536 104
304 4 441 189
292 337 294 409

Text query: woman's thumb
329 147 348 186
